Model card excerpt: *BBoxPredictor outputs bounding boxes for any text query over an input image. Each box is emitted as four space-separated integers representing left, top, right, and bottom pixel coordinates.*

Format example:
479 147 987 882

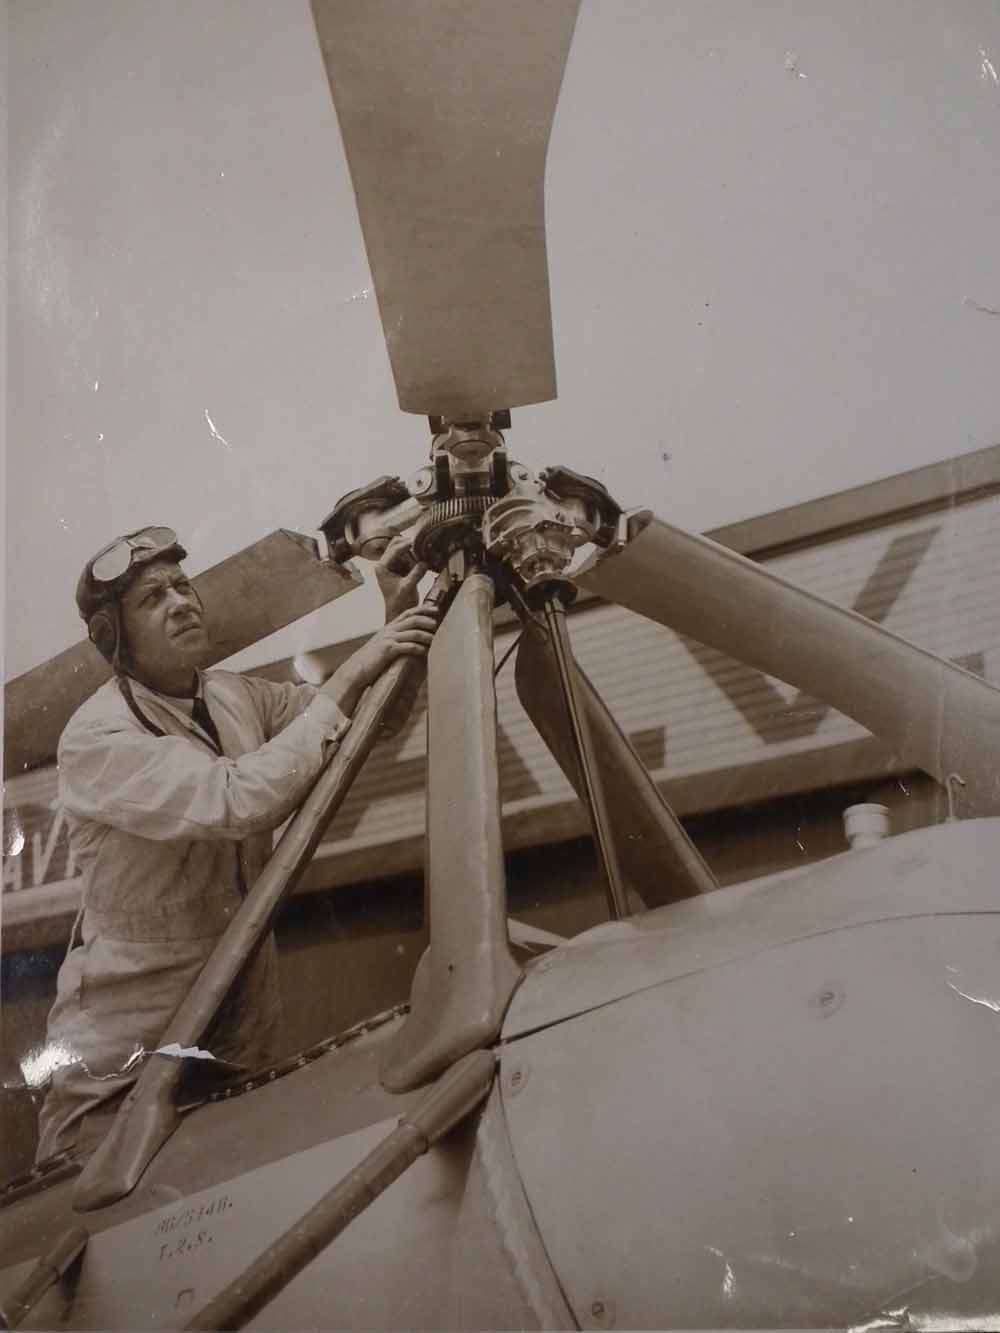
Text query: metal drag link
540 596 630 920
183 1050 497 1332
515 620 717 906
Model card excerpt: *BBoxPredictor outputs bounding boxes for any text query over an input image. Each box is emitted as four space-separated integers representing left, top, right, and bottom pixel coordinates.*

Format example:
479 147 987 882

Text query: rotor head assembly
481 465 621 596
320 416 623 599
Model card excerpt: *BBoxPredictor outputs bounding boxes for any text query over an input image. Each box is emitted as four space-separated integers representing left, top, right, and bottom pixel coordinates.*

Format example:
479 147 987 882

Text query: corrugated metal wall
4 487 1000 942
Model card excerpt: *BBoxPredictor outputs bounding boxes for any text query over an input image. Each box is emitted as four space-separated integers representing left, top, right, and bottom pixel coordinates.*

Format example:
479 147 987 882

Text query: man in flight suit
36 526 437 1160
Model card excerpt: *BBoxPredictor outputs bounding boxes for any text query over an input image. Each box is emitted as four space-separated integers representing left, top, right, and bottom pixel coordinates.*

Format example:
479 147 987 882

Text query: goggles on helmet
89 527 179 583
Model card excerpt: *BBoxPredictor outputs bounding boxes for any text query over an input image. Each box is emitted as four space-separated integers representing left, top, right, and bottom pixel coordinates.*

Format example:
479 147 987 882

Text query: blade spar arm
575 513 1000 816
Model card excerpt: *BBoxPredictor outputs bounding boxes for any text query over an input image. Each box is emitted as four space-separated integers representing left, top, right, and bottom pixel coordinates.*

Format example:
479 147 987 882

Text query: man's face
120 560 211 691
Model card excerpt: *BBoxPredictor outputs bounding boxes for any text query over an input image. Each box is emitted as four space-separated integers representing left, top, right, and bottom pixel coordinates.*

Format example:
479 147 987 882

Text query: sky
6 0 1000 681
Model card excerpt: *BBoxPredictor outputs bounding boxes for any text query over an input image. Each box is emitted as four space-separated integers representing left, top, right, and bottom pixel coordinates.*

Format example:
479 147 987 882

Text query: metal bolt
946 772 966 821
589 1297 615 1327
505 1062 530 1096
409 467 435 496
810 984 844 1017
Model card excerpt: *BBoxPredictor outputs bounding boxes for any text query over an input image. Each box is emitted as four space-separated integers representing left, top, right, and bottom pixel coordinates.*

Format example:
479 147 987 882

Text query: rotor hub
481 494 579 585
412 496 492 569
482 468 621 588
320 424 625 593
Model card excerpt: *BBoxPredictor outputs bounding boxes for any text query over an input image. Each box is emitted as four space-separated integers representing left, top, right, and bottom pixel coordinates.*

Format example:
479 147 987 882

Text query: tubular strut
0 1226 89 1330
183 1050 496 1332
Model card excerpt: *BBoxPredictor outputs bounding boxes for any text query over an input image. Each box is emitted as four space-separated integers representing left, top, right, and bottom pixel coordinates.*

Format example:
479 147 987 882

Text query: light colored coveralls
35 669 350 1160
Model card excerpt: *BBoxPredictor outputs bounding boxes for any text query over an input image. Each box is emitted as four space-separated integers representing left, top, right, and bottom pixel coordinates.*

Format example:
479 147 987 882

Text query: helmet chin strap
116 672 167 740
111 605 126 674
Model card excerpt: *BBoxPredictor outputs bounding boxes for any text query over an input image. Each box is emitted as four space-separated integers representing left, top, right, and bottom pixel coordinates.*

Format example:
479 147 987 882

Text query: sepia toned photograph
3 1 1000 1328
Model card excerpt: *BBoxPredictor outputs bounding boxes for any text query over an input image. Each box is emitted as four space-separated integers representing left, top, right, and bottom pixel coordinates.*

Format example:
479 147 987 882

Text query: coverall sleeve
237 674 324 740
58 694 350 843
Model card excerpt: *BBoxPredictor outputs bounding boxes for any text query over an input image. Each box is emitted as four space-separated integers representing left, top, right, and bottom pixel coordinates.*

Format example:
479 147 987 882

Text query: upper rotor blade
4 530 360 778
310 0 579 418
575 513 1000 816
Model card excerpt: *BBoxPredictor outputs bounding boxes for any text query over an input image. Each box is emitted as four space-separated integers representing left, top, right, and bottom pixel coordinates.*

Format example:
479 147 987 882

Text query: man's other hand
375 536 427 621
322 603 440 716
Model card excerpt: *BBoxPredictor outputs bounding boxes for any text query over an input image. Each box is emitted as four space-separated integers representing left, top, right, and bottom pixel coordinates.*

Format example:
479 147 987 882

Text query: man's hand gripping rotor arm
320 537 438 718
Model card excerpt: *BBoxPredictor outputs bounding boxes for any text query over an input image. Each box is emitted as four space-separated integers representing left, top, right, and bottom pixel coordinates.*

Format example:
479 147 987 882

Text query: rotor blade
575 513 1000 815
515 621 718 908
4 531 360 778
310 0 579 418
